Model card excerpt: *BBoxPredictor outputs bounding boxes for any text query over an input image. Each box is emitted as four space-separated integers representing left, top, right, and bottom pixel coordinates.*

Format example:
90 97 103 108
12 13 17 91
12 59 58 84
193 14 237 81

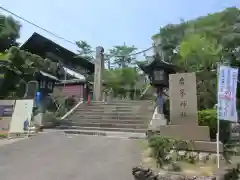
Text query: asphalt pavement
0 131 141 180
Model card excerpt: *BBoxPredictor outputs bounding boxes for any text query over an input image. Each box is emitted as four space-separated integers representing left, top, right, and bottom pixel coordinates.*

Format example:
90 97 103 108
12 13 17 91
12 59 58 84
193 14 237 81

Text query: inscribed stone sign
169 73 198 125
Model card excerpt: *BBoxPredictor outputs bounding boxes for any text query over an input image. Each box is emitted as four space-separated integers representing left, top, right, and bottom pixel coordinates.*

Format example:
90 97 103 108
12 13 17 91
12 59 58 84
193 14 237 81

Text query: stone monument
160 72 223 152
93 46 104 101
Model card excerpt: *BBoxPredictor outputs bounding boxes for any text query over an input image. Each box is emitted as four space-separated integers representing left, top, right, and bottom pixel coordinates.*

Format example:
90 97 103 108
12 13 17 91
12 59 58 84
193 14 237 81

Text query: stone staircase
57 100 154 135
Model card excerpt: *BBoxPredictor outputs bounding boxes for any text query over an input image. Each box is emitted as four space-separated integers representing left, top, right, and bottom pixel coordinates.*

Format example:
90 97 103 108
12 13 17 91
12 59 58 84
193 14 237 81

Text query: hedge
198 108 231 144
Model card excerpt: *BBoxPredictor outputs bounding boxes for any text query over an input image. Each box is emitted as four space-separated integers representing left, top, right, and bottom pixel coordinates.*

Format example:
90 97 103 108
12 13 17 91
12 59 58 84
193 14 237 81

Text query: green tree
104 54 112 69
103 67 142 99
151 7 240 109
103 68 122 96
0 47 62 98
153 7 240 64
76 40 94 62
0 14 21 51
179 33 222 71
109 43 137 68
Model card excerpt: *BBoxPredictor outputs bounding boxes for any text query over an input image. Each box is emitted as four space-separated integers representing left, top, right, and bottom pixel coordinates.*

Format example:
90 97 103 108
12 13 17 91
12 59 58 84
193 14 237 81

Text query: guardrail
60 100 83 120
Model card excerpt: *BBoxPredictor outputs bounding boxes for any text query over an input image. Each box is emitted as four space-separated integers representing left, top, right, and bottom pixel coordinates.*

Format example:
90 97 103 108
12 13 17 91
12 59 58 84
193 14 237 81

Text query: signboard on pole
217 65 238 122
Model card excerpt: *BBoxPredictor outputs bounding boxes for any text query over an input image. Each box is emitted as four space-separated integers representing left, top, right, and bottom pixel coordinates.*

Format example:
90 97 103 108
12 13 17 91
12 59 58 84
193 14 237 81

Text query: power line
0 6 76 46
0 6 154 58
131 46 153 56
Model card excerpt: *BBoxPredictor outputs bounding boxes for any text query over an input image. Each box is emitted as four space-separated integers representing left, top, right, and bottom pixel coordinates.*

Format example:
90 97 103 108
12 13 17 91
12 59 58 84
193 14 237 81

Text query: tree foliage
179 34 222 71
103 67 142 99
0 14 21 51
75 40 94 62
0 47 63 98
152 7 240 109
108 43 137 68
153 7 240 64
7 47 61 77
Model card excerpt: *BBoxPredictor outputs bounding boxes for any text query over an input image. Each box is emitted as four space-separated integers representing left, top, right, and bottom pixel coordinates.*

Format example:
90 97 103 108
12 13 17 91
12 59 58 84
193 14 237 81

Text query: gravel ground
0 132 141 180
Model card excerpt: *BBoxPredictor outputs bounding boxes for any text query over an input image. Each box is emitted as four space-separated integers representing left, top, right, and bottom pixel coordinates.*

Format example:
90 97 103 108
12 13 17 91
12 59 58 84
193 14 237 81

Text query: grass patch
136 139 148 151
0 133 8 138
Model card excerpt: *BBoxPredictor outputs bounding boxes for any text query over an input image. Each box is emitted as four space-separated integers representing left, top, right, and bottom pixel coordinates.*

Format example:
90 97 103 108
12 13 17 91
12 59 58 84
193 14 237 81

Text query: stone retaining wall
214 163 240 180
132 164 240 180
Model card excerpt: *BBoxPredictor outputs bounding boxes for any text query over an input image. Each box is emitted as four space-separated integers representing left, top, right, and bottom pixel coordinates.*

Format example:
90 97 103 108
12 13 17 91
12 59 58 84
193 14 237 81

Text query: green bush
43 111 57 122
198 109 231 144
65 96 77 110
0 133 7 138
42 111 61 127
148 135 173 167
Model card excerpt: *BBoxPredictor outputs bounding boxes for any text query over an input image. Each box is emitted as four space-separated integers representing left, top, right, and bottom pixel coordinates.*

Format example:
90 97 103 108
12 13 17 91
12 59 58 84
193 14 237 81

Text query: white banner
217 65 238 122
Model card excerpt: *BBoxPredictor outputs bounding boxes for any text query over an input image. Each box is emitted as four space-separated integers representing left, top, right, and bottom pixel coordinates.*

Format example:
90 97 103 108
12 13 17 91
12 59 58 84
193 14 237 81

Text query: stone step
56 126 147 133
73 111 150 116
75 108 138 112
90 100 151 104
86 103 141 106
78 105 145 110
83 104 151 108
83 105 145 109
74 110 149 117
63 129 146 139
59 121 147 129
70 116 149 121
82 102 146 105
68 117 143 121
71 114 149 120
63 119 147 125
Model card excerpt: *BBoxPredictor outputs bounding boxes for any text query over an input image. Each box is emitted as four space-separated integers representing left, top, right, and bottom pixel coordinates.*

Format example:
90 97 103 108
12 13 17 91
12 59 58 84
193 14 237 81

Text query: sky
0 0 240 57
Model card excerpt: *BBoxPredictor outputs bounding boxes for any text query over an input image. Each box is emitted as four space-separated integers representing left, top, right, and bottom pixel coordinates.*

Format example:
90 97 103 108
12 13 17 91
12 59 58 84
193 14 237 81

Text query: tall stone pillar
93 46 104 101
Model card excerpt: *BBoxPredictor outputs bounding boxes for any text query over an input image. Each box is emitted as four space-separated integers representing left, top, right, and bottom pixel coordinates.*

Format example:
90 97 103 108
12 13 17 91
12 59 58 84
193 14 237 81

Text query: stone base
147 129 223 153
149 113 167 130
177 140 223 153
160 125 210 141
159 125 223 153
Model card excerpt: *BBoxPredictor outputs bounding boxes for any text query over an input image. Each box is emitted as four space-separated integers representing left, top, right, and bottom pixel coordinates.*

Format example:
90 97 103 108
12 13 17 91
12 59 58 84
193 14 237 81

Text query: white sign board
9 99 34 133
217 65 238 122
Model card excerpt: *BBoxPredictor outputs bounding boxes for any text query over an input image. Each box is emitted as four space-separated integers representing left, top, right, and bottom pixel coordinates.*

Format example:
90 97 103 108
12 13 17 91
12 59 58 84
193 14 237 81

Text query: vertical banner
217 65 238 122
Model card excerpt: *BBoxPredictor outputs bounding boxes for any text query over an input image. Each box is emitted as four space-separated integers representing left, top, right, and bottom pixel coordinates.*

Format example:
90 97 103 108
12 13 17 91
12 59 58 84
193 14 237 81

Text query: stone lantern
139 54 178 88
138 53 179 114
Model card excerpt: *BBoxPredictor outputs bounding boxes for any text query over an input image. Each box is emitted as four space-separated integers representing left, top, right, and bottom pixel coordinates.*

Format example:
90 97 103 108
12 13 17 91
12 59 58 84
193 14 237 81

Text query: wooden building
21 32 94 100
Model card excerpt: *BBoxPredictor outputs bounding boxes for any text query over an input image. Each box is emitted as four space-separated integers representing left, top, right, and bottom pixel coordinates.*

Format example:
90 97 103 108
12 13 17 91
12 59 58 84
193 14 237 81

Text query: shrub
65 96 77 110
43 111 57 123
198 108 231 144
148 135 173 167
0 133 8 138
42 111 61 128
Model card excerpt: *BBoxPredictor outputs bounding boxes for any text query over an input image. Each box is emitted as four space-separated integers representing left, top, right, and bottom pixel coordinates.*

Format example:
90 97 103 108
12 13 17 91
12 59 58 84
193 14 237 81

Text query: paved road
0 132 141 180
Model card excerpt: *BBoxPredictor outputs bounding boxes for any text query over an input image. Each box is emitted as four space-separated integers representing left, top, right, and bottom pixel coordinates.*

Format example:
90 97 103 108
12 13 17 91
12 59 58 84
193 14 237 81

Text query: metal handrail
60 100 83 120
